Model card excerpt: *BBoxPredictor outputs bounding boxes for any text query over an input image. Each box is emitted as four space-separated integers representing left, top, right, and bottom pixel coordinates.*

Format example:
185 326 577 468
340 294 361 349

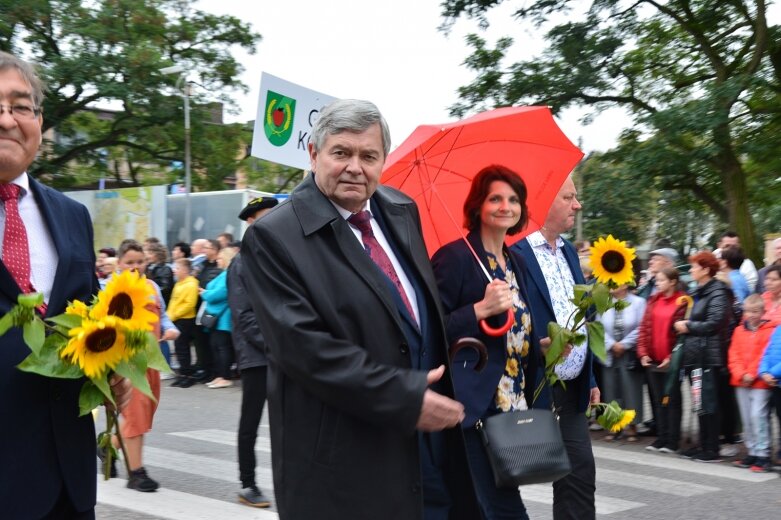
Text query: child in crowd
113 240 179 491
167 258 200 388
759 314 781 468
730 295 777 471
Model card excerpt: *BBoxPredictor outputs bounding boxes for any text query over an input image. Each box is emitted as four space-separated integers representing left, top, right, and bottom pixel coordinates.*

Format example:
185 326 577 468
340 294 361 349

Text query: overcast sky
197 0 778 155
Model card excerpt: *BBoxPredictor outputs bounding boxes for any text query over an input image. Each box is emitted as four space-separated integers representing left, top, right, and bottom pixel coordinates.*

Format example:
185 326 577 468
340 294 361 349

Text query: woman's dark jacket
682 278 732 368
146 263 173 304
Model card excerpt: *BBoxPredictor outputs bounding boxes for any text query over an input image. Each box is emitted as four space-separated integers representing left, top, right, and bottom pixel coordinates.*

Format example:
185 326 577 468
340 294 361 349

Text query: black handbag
476 408 572 488
196 301 219 329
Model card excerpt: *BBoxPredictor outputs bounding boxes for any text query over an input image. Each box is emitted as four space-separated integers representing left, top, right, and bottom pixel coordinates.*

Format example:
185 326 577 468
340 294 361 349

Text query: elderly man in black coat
241 99 478 520
228 196 278 508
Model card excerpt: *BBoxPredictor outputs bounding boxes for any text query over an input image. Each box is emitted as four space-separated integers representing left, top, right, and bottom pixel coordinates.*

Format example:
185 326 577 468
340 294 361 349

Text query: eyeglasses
0 103 41 120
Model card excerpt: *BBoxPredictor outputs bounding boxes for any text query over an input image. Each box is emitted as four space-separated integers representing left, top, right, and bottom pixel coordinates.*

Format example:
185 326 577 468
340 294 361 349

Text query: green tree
441 0 781 261
0 0 260 190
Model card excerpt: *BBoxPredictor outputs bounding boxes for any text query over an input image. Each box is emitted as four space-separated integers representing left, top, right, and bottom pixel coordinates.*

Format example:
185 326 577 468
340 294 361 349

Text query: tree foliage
0 0 263 190
441 0 781 261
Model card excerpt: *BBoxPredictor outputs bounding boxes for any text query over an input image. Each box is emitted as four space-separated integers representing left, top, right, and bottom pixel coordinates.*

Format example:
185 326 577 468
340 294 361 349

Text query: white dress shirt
332 199 420 328
0 172 59 303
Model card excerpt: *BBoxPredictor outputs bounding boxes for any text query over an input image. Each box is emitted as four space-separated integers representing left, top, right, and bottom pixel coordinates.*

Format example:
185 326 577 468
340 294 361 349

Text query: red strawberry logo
273 107 285 127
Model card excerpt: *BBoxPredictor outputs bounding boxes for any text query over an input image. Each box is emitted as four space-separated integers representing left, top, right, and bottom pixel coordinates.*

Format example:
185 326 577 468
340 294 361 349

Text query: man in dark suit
228 196 278 508
0 52 131 519
241 99 477 520
510 176 600 520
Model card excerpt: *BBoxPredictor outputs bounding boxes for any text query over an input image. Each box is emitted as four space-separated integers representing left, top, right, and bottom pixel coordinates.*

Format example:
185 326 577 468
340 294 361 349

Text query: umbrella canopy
381 106 584 257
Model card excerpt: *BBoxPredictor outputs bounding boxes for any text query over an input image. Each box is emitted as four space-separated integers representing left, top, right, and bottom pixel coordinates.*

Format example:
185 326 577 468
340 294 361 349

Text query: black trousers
192 325 213 380
173 318 195 376
686 368 720 453
45 487 95 520
210 330 234 380
717 368 740 443
551 383 596 520
647 367 682 449
238 366 268 488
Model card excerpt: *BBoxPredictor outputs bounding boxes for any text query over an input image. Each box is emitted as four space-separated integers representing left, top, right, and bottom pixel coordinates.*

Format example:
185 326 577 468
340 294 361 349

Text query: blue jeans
463 427 529 520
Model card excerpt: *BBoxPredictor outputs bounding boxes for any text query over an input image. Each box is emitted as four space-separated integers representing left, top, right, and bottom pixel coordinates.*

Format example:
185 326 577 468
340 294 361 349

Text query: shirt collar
3 171 29 197
527 230 563 249
332 199 373 221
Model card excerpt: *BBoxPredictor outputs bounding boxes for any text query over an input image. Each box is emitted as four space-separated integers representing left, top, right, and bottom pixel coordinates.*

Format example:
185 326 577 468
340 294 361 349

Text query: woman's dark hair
98 247 116 257
688 251 720 277
147 242 168 264
659 266 680 283
463 165 528 236
766 264 781 280
173 242 191 258
720 246 745 270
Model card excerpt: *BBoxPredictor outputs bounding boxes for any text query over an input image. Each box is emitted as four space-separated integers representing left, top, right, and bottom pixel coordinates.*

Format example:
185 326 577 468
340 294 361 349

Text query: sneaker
734 456 756 468
238 485 272 508
96 446 117 478
750 458 771 472
127 467 159 492
160 372 175 381
719 444 739 458
645 440 666 452
209 378 233 389
680 447 701 459
658 445 678 454
693 451 723 463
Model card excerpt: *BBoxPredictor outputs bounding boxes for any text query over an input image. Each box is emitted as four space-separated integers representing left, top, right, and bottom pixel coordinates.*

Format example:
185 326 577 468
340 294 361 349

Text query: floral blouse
487 252 532 413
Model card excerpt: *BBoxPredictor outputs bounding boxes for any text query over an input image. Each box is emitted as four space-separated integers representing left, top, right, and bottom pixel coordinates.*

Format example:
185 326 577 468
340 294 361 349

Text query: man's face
309 123 385 213
719 236 740 249
246 207 273 225
648 254 673 274
0 68 42 182
543 177 581 235
172 246 184 260
217 236 229 249
204 242 219 261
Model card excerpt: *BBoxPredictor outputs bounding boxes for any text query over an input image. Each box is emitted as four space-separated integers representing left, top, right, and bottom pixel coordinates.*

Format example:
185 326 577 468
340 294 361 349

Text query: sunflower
589 235 636 287
609 410 637 433
65 299 90 319
61 316 129 379
91 270 158 331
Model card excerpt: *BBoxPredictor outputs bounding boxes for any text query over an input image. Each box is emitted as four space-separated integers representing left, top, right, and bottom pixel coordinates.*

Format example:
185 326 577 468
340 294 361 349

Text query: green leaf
114 359 156 403
47 313 83 329
0 312 13 336
545 322 572 368
587 321 607 364
591 283 611 314
572 332 587 346
572 284 590 305
22 319 45 356
17 334 82 379
17 292 44 308
92 375 115 406
145 336 172 373
79 381 106 416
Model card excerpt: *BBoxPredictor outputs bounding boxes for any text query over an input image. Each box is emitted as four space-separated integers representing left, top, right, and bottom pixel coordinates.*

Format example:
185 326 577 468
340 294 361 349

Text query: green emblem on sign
263 90 296 146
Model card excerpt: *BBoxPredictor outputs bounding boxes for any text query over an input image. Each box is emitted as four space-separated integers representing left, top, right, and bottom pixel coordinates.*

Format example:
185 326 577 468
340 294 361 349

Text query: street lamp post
162 64 192 243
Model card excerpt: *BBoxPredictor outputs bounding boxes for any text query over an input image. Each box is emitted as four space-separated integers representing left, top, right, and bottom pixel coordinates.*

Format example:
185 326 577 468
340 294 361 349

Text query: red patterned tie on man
348 210 418 326
0 183 34 293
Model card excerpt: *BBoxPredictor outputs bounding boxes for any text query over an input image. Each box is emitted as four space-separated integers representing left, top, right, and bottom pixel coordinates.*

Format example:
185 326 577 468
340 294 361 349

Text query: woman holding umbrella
432 165 537 520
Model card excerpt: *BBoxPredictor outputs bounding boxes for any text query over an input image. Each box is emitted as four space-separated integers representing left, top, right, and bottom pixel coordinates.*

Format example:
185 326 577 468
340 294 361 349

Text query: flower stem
112 409 132 476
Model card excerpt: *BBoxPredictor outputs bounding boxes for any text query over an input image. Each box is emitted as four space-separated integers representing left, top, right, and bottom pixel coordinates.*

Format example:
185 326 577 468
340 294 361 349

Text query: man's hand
109 374 133 412
640 355 652 367
741 374 754 387
416 365 465 432
658 358 670 370
589 386 601 405
611 343 625 358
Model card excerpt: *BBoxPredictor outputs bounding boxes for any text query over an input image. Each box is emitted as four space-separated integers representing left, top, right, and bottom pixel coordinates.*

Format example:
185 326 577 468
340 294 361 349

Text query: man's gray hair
311 99 391 157
0 51 45 108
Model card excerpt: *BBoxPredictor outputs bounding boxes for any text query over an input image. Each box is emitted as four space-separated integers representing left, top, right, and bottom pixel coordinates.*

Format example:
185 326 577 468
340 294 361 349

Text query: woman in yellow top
168 258 200 388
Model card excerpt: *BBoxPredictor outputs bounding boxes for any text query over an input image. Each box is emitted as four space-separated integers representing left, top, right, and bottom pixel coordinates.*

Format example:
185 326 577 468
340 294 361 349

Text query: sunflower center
601 251 626 274
108 293 134 319
85 328 117 353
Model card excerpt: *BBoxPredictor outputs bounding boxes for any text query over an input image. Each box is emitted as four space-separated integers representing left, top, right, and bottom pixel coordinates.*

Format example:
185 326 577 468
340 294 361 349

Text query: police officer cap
239 196 279 221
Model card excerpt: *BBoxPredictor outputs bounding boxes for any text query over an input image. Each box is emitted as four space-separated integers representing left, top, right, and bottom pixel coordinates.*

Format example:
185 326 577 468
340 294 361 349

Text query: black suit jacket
241 174 477 520
510 235 595 412
0 177 99 518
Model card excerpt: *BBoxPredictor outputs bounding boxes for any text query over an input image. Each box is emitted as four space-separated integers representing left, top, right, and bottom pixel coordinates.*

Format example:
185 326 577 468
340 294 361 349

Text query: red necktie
0 183 34 293
348 210 417 326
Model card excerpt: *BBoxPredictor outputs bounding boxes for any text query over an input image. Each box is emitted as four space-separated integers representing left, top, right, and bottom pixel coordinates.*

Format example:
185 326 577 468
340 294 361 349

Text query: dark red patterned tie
348 210 417 325
0 183 33 294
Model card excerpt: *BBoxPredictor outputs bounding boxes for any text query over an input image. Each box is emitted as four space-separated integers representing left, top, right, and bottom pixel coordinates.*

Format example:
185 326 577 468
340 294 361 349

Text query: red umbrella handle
479 308 514 337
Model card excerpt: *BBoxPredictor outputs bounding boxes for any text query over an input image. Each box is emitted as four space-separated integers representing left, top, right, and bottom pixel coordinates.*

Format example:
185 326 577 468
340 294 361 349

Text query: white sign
251 72 337 170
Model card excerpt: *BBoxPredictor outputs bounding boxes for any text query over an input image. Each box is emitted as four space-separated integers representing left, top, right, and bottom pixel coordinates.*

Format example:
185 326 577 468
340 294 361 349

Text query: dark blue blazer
510 236 595 412
0 177 99 518
432 231 541 427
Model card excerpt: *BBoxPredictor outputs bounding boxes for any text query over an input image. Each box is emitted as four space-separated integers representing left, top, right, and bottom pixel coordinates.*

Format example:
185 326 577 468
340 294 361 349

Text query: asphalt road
95 377 781 519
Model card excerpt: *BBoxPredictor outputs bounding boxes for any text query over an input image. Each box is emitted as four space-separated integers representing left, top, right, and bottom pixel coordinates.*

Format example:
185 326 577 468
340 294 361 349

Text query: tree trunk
713 124 761 263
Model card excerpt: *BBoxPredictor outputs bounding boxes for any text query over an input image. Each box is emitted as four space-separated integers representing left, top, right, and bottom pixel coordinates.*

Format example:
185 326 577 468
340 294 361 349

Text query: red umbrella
382 106 583 257
382 106 583 336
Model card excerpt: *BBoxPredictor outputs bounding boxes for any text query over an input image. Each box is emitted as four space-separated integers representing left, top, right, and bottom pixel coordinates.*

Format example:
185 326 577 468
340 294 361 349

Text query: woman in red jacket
638 267 687 453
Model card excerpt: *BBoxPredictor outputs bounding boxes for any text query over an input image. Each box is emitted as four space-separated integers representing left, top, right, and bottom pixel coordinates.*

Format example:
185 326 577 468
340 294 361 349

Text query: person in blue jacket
758 322 781 462
200 247 236 389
